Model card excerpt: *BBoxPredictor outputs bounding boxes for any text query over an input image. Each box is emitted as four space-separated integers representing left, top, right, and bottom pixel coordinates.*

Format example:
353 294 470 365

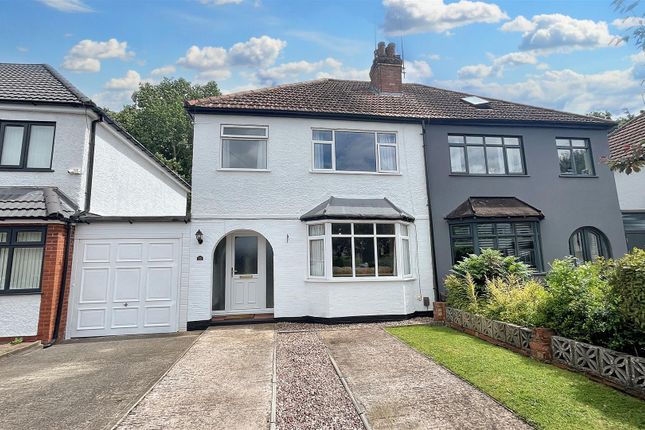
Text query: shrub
608 248 645 330
445 272 479 313
481 276 549 327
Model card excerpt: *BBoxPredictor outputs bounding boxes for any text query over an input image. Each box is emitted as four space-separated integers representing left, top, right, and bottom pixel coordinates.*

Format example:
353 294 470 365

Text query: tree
613 0 645 50
107 78 221 182
589 110 645 174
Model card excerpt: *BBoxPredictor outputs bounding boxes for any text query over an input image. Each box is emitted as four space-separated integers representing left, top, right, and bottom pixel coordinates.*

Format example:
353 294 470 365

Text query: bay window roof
445 197 544 220
0 186 76 220
300 197 414 222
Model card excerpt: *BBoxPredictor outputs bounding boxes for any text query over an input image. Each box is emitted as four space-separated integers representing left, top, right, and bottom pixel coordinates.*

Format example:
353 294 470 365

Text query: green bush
445 272 479 313
608 248 645 330
481 276 549 327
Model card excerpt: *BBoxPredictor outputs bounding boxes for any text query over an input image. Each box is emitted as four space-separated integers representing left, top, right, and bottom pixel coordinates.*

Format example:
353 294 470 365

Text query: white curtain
309 239 324 276
0 249 8 289
26 125 55 168
377 133 396 144
1 126 24 166
309 224 325 236
314 143 329 169
256 140 267 169
402 238 411 276
9 248 43 290
379 145 397 171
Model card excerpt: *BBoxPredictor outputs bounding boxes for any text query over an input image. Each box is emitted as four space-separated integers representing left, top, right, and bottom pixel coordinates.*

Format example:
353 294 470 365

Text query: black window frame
0 120 56 171
568 226 611 262
0 226 47 295
556 137 595 177
449 219 544 272
448 133 527 176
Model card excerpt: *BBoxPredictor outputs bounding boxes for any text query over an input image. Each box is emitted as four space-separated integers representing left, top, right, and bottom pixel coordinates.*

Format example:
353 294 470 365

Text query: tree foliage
106 78 221 182
613 0 645 50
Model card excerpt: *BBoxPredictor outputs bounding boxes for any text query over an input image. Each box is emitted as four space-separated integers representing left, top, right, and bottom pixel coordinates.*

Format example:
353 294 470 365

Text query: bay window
0 122 55 170
221 125 268 169
0 227 46 294
312 129 398 173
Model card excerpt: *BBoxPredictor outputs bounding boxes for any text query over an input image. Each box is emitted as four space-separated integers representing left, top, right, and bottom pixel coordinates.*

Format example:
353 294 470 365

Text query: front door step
210 313 275 325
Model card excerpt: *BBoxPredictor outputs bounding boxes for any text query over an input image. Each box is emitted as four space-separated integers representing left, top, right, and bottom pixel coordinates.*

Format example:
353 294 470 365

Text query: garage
67 221 189 338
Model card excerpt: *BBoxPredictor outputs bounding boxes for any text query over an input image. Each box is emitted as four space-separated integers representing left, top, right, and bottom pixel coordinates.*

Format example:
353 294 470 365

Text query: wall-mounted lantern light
195 229 204 244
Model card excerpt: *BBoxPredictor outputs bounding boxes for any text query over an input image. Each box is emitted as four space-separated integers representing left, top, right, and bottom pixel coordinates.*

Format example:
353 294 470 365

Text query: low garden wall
434 302 645 399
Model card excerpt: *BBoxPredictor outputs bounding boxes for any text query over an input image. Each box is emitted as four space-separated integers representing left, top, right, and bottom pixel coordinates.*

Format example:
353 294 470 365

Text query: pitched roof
0 63 189 190
300 197 414 222
186 79 613 127
0 187 77 220
445 197 544 220
608 112 645 161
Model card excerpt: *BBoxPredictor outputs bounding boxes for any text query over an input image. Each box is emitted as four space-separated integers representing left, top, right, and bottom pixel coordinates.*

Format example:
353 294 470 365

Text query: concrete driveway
0 332 200 430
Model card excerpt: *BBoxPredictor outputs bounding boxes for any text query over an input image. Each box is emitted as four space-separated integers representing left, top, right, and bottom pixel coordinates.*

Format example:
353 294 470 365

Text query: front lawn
387 325 645 430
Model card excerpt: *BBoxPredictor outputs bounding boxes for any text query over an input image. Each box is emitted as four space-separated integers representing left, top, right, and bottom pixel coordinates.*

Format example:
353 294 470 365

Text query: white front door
229 234 266 310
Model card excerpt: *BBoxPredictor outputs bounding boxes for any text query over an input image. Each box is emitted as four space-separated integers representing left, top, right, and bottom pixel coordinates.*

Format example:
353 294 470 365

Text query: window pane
379 145 397 171
377 133 396 144
517 236 536 266
570 232 585 262
506 147 524 174
222 139 266 169
1 125 24 166
515 223 533 235
573 148 593 175
485 136 502 145
504 137 520 146
558 149 573 174
450 146 466 173
309 239 325 277
312 130 332 141
465 136 483 145
332 237 352 277
451 224 471 237
453 239 474 262
497 223 513 235
354 223 373 235
16 231 43 243
477 224 494 236
587 231 602 260
222 126 266 137
400 224 409 236
467 146 486 173
335 131 376 172
498 236 516 257
308 224 325 236
571 139 587 148
314 143 332 169
376 224 395 235
377 237 396 276
402 238 411 275
486 146 505 174
332 223 351 235
354 237 375 276
448 135 464 144
0 232 7 243
234 236 258 275
556 138 570 147
478 237 495 250
26 125 54 168
0 248 7 289
9 248 43 290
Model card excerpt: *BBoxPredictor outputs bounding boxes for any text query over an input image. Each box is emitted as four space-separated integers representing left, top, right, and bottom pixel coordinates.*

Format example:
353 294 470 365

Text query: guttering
84 115 102 213
421 120 441 303
77 215 191 223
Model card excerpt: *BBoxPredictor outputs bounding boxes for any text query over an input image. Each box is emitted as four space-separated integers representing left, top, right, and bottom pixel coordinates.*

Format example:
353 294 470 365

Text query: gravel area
276 316 435 333
276 331 364 430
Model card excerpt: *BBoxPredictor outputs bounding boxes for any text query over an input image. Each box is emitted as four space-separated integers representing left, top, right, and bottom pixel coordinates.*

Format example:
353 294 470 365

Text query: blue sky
2 0 645 116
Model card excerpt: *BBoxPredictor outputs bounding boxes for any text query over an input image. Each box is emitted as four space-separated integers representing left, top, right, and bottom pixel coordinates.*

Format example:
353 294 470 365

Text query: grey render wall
424 123 627 294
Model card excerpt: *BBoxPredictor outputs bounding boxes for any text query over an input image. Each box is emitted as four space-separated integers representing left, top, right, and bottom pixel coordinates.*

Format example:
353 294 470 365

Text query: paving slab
117 324 274 430
320 326 531 430
0 332 200 430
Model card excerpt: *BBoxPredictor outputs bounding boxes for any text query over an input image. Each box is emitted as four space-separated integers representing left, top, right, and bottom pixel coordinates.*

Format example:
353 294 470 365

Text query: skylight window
461 96 491 109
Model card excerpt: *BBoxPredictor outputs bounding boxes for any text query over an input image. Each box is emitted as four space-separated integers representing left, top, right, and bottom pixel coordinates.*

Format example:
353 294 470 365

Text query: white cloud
316 66 370 81
39 0 92 12
105 70 141 90
383 0 508 35
150 65 177 76
16 46 29 53
92 90 133 111
228 36 287 67
62 38 134 72
199 0 243 4
501 14 618 54
404 60 433 81
612 16 645 30
458 51 537 79
177 46 228 70
458 64 493 79
195 69 232 82
255 59 336 85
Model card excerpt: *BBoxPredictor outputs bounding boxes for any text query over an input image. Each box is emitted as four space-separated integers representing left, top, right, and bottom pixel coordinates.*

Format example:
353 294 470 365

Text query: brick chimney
369 42 403 94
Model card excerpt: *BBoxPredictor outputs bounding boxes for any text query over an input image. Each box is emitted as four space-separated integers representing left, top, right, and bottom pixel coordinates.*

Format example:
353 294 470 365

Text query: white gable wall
614 170 645 210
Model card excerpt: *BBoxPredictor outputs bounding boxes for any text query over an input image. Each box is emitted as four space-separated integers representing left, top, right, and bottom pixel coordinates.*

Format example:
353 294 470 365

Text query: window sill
217 168 271 173
305 277 417 283
0 168 54 172
559 174 598 178
449 173 529 177
310 170 401 176
0 290 41 296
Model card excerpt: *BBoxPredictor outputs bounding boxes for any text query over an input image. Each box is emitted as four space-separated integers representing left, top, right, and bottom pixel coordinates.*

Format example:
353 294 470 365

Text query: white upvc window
307 221 413 279
311 129 398 173
220 125 268 170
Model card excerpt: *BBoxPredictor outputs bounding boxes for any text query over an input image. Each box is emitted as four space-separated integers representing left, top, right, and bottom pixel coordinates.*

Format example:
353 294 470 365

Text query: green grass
387 325 645 430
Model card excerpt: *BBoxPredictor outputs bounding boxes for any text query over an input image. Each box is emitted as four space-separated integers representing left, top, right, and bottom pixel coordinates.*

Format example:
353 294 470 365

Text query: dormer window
0 121 55 170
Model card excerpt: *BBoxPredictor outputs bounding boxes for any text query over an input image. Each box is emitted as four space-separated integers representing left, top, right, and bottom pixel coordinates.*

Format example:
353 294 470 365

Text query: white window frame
307 223 326 278
220 124 269 171
311 128 399 174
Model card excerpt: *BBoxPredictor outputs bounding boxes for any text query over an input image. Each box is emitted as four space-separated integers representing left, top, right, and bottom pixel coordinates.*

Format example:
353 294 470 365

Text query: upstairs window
0 122 55 170
221 125 268 169
449 135 525 175
557 138 594 176
312 129 398 173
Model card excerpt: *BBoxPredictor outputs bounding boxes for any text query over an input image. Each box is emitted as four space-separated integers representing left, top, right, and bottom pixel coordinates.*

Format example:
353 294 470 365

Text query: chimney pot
369 41 403 94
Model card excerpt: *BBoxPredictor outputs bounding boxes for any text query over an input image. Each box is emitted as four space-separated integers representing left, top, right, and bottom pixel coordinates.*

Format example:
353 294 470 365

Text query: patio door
228 234 266 310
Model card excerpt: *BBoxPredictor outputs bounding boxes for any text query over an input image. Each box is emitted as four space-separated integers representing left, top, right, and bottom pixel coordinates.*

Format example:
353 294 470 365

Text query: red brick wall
369 63 402 93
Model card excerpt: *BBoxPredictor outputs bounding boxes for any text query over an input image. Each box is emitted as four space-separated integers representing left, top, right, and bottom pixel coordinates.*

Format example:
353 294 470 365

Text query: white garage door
70 238 180 338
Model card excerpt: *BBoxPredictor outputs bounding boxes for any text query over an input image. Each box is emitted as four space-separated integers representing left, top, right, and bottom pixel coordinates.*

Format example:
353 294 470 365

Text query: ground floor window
569 227 611 262
449 221 543 271
0 227 46 293
307 221 413 279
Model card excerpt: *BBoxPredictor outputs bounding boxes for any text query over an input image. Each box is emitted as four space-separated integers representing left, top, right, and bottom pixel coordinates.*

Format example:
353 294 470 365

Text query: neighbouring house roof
0 63 189 191
186 79 614 128
300 197 415 222
0 187 77 220
608 113 645 161
445 197 544 220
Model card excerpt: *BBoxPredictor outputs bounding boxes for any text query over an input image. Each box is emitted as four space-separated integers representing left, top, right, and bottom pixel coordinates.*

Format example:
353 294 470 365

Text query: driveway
0 332 199 430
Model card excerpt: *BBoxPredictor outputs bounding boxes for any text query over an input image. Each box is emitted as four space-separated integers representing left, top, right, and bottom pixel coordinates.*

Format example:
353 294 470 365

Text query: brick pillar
37 224 74 343
433 302 446 322
529 327 554 361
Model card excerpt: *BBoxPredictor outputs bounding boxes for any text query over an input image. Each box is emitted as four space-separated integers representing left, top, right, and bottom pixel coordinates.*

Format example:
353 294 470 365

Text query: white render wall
0 295 40 337
90 124 188 216
189 114 434 321
0 104 90 207
614 171 645 210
